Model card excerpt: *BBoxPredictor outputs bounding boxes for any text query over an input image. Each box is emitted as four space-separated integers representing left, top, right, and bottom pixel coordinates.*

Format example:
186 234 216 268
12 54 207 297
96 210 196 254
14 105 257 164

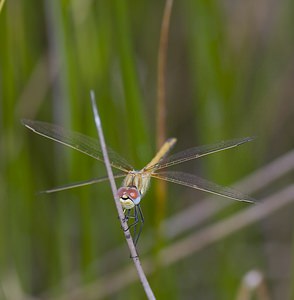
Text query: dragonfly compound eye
128 187 141 204
117 187 129 199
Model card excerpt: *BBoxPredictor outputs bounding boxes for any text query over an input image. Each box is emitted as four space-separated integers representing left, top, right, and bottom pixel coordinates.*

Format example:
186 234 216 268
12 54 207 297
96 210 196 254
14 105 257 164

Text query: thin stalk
156 0 173 148
90 91 155 300
155 0 174 234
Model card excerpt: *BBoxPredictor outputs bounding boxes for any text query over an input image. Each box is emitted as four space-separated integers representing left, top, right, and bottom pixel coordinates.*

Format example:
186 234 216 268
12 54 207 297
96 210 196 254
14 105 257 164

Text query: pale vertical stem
155 0 174 235
90 91 156 300
156 0 173 147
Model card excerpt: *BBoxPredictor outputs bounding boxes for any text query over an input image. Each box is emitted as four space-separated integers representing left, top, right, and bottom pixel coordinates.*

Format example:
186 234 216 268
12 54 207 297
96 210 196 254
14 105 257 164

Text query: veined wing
41 173 126 193
152 171 255 203
22 119 133 172
152 137 254 171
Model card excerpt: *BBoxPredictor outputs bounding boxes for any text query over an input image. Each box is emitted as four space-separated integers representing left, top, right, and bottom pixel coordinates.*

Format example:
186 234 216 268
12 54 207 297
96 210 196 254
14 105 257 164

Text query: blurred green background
1 0 294 299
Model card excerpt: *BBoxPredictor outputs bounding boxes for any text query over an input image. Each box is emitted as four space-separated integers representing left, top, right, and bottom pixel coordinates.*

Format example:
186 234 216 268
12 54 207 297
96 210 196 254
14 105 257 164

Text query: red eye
117 187 127 197
128 188 140 200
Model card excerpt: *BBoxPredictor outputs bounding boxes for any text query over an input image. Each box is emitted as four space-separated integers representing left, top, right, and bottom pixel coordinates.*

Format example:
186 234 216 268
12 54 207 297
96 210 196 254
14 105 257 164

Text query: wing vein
154 137 254 170
22 119 133 172
152 171 255 203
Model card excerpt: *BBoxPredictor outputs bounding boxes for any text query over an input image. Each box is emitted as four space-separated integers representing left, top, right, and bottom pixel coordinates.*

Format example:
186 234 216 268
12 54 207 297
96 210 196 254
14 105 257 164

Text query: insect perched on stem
22 119 255 245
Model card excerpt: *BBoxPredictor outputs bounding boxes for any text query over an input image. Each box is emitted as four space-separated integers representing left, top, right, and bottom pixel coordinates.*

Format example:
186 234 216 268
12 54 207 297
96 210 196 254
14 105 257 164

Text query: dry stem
90 91 155 300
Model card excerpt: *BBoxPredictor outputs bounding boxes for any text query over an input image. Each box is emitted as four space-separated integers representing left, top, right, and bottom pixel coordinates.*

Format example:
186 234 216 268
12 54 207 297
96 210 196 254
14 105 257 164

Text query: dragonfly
22 119 255 245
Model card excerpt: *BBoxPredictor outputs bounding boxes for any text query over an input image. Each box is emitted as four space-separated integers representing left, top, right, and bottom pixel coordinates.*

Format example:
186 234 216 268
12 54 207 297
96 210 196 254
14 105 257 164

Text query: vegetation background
1 0 294 299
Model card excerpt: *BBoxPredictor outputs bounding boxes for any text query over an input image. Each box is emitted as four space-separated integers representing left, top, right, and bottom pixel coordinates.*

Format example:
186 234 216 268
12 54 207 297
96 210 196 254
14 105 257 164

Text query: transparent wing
22 119 133 172
152 171 255 203
153 137 254 171
40 173 126 193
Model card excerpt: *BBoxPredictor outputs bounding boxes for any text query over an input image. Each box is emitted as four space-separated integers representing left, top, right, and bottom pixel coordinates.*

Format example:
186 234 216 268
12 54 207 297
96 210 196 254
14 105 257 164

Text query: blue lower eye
132 196 141 205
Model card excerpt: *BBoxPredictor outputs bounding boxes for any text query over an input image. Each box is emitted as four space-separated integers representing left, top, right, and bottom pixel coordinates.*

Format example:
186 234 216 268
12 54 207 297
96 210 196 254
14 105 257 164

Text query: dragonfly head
117 187 141 209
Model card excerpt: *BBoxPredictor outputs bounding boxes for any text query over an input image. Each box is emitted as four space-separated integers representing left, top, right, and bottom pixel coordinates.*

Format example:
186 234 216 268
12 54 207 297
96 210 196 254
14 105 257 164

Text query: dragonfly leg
122 209 131 222
133 204 144 246
125 213 138 231
119 210 128 227
122 206 144 247
128 206 142 258
122 209 138 231
132 207 139 244
120 210 133 232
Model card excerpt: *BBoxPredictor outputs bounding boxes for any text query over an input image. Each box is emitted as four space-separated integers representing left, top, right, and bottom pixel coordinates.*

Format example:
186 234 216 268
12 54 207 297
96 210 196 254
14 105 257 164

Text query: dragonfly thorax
123 171 151 197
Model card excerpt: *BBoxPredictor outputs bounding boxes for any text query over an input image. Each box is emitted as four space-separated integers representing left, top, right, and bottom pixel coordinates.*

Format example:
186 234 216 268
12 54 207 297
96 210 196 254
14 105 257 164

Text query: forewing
41 173 125 193
22 119 133 172
152 171 255 203
154 137 254 170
